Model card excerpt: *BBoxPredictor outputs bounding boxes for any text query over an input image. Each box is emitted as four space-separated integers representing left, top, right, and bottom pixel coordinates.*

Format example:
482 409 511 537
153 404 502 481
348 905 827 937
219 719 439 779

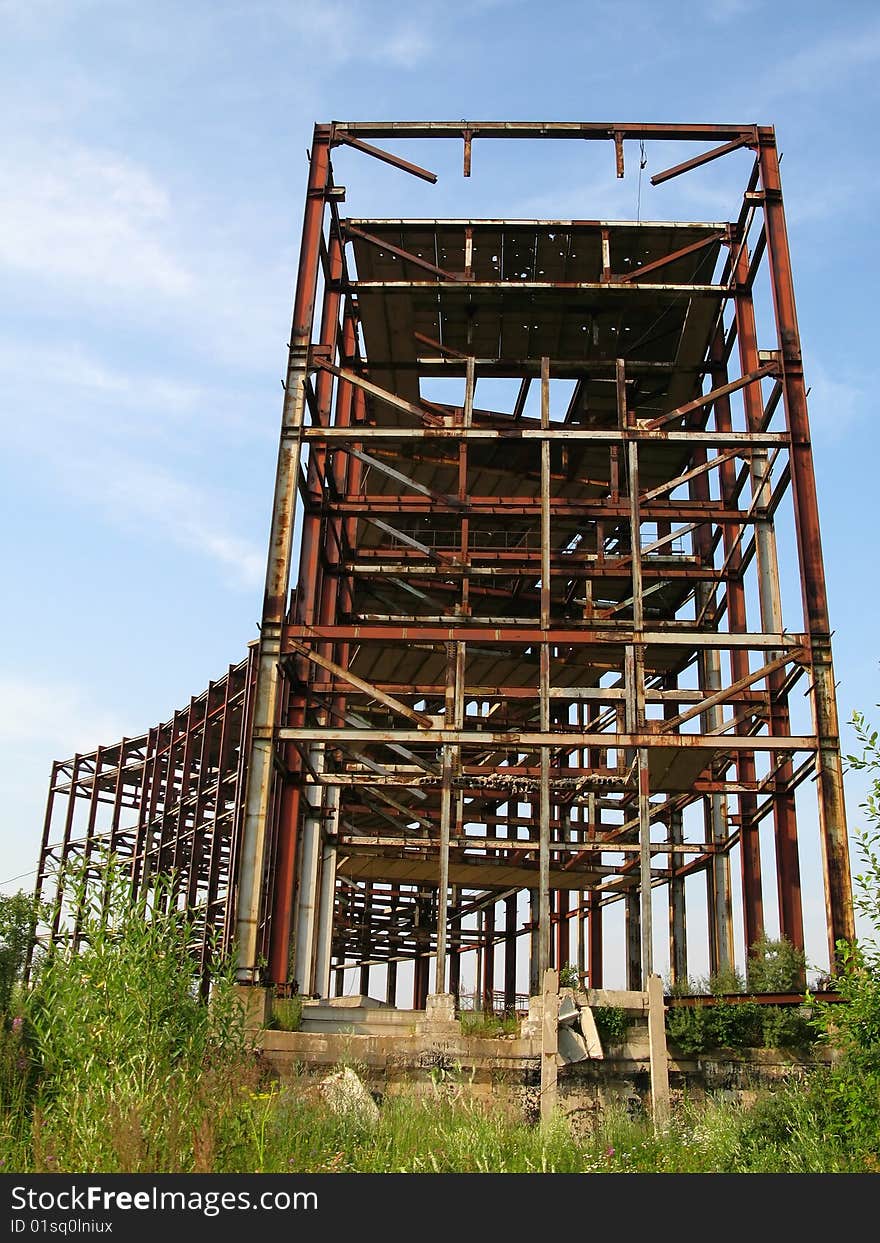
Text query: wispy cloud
0 143 191 297
804 358 864 441
58 448 265 588
0 340 204 416
0 674 126 754
706 0 761 23
259 0 432 67
760 20 880 100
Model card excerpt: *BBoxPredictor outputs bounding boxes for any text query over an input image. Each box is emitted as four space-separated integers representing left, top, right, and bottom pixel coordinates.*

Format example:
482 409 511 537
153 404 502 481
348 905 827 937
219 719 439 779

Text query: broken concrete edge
233 983 273 1029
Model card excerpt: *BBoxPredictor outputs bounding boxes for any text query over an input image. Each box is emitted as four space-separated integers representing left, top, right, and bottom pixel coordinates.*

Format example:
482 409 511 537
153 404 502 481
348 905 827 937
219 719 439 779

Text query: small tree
0 891 42 1017
813 711 880 1072
746 935 807 994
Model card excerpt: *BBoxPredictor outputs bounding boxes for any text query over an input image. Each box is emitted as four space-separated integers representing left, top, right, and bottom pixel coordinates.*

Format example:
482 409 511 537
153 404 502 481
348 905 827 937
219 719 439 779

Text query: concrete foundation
256 999 833 1125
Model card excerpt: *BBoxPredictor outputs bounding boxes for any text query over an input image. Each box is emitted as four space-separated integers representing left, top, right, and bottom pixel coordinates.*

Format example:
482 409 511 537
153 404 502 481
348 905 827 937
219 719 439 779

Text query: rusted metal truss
36 122 854 1003
34 653 256 975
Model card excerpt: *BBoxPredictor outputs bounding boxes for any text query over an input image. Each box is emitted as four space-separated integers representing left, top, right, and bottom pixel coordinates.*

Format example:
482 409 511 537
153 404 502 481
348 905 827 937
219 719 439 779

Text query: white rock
318 1066 380 1126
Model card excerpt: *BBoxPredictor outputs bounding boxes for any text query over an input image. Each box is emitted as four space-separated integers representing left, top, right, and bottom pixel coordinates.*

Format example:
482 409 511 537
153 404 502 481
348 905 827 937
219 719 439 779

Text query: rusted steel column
688 449 734 973
555 890 569 972
663 682 688 986
413 950 430 1010
625 889 641 991
529 886 540 995
504 893 518 1008
625 391 653 986
735 233 804 952
434 741 454 992
709 327 764 952
668 808 688 985
482 904 496 1011
359 882 371 997
757 130 854 956
538 358 552 981
385 958 397 1006
236 127 331 982
49 753 83 943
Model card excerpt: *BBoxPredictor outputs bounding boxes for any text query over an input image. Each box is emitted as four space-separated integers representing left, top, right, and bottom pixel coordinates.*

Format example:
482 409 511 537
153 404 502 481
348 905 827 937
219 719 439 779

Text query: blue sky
2 0 878 982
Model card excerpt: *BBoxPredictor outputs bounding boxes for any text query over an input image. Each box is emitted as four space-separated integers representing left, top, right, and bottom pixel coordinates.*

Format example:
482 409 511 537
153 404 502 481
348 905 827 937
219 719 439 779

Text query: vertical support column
647 973 671 1131
540 967 559 1126
529 887 541 996
668 808 688 985
585 774 603 987
624 368 653 987
236 126 331 982
293 746 324 993
735 233 804 953
538 356 552 981
758 131 853 958
504 893 518 1009
662 679 688 985
386 958 397 1007
483 903 496 1011
313 838 337 996
710 327 764 953
625 890 642 992
434 742 454 992
688 437 734 974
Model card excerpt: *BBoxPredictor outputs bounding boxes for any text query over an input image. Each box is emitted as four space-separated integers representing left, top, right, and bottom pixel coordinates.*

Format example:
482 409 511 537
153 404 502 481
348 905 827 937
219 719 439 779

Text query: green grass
2 846 879 1173
267 995 303 1032
458 1010 519 1038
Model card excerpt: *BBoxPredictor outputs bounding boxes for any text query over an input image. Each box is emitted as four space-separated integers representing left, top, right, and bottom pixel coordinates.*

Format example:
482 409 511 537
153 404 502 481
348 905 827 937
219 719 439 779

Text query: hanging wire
636 140 648 222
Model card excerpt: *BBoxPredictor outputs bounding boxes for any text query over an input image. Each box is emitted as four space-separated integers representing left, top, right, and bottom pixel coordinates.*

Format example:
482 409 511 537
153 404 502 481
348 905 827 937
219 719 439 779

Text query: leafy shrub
558 964 580 990
746 935 807 993
12 853 252 1171
591 1005 632 1048
268 995 303 1032
0 891 42 1016
666 1000 761 1054
706 966 746 995
759 1005 816 1051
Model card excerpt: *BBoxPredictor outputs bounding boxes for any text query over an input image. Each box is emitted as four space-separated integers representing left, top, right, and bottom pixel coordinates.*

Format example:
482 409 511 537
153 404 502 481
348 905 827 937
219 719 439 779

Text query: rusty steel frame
33 652 257 974
35 122 853 1001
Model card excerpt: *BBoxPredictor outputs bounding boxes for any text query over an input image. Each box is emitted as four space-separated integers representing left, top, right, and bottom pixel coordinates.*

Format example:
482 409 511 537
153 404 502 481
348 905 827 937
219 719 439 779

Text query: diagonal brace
289 640 434 728
643 362 778 432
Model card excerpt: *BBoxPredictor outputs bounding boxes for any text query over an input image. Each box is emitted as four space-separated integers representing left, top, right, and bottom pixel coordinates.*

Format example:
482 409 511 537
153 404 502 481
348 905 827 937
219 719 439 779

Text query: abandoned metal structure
35 122 854 1006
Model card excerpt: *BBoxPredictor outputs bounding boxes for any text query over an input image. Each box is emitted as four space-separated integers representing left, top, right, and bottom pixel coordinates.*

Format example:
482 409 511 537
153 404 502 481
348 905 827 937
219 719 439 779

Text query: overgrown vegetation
459 1009 519 1038
591 1005 632 1048
662 936 815 1055
2 713 880 1174
267 995 303 1032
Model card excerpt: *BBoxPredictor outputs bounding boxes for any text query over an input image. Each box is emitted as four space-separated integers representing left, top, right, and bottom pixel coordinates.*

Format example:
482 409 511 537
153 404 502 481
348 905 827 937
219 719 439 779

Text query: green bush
591 1005 631 1048
666 1000 761 1054
268 995 303 1032
5 854 252 1172
558 964 580 990
746 935 807 993
0 891 42 1017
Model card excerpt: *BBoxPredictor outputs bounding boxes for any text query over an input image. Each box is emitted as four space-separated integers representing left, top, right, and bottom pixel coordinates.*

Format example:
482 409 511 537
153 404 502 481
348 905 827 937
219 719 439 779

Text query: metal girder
37 119 851 1009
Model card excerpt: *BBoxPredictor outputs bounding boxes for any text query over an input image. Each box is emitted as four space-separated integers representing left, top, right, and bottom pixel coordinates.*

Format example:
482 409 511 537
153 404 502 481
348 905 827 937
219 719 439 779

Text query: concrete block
424 993 456 1022
578 1006 605 1059
585 988 647 1012
234 984 272 1029
558 989 580 1027
558 1025 588 1064
521 994 543 1039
